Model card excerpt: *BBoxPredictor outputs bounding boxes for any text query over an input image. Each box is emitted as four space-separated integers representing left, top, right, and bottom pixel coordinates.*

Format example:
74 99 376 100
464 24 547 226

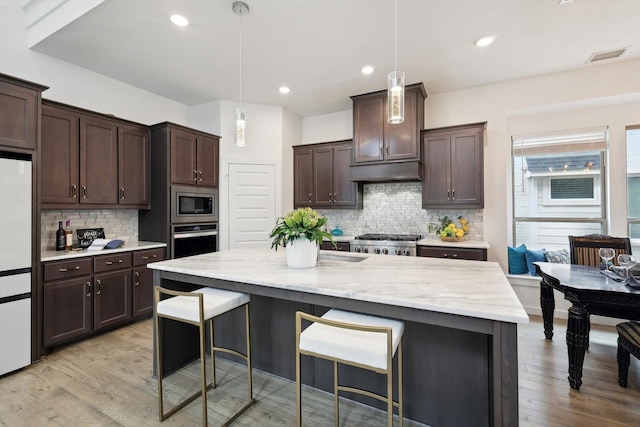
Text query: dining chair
568 234 632 267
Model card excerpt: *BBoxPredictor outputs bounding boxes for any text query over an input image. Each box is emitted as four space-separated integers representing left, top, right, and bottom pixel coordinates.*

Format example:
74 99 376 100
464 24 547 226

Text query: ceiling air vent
586 47 627 64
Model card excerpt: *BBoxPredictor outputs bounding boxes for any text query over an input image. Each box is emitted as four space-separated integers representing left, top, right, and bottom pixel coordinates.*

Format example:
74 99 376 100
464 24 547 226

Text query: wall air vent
586 47 627 64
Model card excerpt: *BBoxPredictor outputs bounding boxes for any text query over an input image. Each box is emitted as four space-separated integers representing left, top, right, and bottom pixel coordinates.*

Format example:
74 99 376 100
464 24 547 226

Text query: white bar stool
155 286 254 426
295 309 404 426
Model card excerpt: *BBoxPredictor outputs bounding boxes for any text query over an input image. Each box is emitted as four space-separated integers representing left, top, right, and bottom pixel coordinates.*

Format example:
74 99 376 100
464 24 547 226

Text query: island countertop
148 248 528 324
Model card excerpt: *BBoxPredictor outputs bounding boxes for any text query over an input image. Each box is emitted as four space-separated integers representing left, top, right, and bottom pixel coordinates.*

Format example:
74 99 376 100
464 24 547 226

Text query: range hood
350 161 422 182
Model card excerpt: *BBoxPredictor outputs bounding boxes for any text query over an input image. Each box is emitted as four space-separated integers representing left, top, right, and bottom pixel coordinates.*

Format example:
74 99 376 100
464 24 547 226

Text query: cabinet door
79 116 118 204
422 132 452 206
293 147 313 208
386 87 420 161
118 125 150 206
353 95 384 163
312 146 334 207
41 105 79 204
94 270 132 330
196 135 219 187
170 129 198 185
43 277 92 347
0 81 37 150
451 128 484 208
332 143 357 207
132 266 154 317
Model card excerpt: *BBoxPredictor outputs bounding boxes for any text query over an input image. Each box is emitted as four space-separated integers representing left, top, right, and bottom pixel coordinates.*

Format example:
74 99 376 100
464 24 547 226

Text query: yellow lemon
456 230 464 238
448 223 455 228
459 218 467 225
463 225 469 232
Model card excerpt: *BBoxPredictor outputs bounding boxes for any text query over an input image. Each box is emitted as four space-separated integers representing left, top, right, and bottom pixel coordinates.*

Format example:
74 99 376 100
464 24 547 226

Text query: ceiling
30 0 640 118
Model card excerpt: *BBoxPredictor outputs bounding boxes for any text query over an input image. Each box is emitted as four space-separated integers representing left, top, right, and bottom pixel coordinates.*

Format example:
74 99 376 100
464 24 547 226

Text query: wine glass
617 254 637 279
598 247 615 270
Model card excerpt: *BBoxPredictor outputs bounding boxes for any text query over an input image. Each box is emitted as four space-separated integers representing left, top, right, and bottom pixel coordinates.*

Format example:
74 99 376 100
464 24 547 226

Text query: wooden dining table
535 261 640 390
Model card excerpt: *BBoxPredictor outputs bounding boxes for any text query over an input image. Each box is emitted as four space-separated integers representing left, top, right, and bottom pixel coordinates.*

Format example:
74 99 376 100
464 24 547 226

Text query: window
512 127 607 250
627 126 640 252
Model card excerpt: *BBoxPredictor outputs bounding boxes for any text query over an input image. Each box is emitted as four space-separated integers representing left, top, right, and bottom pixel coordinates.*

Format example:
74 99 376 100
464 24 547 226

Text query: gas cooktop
354 234 422 242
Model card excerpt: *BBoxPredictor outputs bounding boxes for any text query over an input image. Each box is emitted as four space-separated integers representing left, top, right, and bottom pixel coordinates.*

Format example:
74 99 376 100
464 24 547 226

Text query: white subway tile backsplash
317 182 483 240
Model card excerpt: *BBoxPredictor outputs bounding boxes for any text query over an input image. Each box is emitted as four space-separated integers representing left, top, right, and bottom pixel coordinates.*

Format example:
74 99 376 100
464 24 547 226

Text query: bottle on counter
65 219 73 250
56 221 65 251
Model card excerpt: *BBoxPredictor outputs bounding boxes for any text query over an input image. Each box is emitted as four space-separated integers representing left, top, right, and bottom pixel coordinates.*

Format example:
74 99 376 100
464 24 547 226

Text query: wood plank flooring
1 316 639 426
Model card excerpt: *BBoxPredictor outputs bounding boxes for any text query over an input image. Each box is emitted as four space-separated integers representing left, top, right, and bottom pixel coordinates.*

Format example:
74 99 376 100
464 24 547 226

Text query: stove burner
355 233 422 242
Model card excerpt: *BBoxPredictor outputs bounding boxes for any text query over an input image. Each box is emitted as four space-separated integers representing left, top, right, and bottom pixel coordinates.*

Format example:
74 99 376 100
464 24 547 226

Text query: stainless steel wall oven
172 223 218 259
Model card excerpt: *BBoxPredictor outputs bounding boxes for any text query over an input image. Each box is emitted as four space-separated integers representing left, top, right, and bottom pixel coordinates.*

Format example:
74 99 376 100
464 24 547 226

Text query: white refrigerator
0 151 32 376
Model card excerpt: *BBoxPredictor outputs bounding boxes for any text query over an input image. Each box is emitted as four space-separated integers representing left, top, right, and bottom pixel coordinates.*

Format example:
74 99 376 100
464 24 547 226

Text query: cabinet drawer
93 253 132 273
418 246 487 261
43 258 92 281
133 248 165 266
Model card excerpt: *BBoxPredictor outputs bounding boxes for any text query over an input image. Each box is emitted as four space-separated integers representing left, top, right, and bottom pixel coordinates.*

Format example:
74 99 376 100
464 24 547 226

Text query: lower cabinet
418 245 487 261
42 247 164 348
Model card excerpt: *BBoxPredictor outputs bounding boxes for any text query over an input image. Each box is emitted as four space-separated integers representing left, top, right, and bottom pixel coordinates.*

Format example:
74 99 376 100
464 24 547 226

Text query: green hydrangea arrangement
270 207 336 250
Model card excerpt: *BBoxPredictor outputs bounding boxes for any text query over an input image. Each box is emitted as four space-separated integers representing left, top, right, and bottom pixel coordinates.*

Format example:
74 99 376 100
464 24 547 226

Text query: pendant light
233 1 249 147
388 0 404 124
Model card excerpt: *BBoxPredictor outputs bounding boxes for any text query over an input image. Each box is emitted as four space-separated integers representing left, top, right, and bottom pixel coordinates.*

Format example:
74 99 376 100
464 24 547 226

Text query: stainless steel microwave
171 185 218 224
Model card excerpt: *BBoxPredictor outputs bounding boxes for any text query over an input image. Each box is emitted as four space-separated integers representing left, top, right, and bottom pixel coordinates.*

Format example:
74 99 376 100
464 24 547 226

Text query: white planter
286 238 319 268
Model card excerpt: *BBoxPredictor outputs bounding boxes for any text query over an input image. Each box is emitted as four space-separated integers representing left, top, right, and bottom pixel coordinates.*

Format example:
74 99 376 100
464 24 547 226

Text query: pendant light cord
394 0 398 71
239 13 243 109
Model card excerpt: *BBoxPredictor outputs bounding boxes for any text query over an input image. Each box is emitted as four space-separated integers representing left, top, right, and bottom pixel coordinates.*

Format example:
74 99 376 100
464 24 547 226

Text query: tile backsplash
41 210 138 251
317 182 484 240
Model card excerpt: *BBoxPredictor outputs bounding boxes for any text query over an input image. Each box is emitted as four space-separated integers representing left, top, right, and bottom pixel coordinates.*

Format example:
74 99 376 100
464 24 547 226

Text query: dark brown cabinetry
42 247 164 348
293 140 361 209
170 127 219 188
41 101 150 209
418 245 487 261
132 248 164 317
422 122 485 209
0 74 46 150
351 83 426 163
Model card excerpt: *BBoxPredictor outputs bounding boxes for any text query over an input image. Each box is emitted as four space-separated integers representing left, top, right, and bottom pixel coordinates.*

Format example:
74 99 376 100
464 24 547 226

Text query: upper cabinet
422 122 486 209
41 101 150 209
0 74 47 151
293 140 362 209
169 127 219 188
351 83 426 164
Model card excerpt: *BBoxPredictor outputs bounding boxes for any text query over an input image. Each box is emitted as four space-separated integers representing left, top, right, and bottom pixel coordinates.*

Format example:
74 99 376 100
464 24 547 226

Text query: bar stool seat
155 286 254 426
296 309 404 426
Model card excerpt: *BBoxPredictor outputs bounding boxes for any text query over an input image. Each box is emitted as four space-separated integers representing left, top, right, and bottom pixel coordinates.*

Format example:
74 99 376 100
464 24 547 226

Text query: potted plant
270 207 336 268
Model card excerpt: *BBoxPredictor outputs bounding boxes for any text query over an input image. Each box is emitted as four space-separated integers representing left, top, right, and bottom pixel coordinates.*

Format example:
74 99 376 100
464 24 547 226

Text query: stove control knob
404 249 410 256
364 248 369 253
374 248 381 254
395 248 402 255
382 248 389 254
354 247 361 253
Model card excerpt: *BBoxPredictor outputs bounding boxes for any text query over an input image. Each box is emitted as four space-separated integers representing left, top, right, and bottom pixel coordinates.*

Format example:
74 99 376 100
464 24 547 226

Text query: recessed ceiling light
474 35 495 47
279 86 290 94
361 66 374 74
170 14 189 27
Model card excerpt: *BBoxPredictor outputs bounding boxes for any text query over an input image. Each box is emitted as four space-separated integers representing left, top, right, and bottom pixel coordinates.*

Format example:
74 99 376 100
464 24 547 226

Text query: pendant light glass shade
235 107 246 147
388 70 405 124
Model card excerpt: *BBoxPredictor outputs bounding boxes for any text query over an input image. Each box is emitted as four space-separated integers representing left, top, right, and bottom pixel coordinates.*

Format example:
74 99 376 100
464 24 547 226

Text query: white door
228 164 276 249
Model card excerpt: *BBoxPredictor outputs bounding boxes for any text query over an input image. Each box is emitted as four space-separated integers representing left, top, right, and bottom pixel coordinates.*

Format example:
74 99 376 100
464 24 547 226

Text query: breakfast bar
148 249 528 426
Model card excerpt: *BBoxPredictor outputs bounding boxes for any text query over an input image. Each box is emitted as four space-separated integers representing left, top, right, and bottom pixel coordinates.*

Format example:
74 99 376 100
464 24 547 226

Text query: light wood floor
1 316 639 426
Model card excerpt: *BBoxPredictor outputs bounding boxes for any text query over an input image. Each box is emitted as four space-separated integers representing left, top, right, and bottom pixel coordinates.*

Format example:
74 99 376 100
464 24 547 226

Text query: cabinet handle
105 261 113 265
452 253 458 258
308 193 312 202
443 253 448 257
193 170 198 181
120 187 125 200
81 185 87 198
86 282 91 297
385 146 389 156
135 271 140 286
328 192 332 201
447 189 450 200
452 189 455 200
96 279 101 295
333 193 337 202
58 266 80 272
142 254 158 260
71 185 77 198
198 171 203 181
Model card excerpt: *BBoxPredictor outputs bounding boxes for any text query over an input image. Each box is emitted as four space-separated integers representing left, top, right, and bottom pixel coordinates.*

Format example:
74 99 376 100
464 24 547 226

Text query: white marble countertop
42 241 167 262
148 248 527 324
417 238 490 249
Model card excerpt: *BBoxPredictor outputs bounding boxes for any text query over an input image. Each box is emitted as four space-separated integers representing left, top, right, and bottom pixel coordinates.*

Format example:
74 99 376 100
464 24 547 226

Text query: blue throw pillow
525 248 546 276
507 244 528 274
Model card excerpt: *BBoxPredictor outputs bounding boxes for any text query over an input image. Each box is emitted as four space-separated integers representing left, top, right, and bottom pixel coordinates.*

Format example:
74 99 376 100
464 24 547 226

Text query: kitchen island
148 248 528 426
